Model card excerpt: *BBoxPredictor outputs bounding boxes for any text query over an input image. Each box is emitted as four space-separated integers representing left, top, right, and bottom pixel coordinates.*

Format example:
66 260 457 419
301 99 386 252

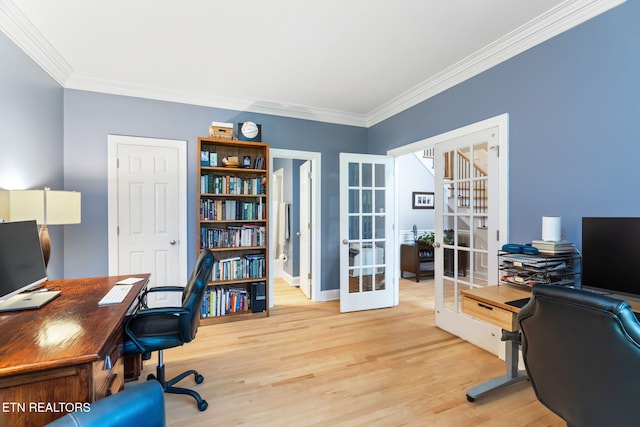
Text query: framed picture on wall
412 192 434 209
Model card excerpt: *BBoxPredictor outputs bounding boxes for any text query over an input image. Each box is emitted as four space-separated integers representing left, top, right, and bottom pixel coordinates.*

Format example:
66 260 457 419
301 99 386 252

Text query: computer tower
251 282 266 313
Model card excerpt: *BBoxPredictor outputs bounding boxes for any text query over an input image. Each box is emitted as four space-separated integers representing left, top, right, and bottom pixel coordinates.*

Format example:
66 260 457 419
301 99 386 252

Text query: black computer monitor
0 220 48 301
582 217 640 298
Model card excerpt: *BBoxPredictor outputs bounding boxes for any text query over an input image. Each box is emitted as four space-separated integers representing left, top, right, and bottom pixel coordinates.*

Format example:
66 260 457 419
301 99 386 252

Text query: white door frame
298 160 312 299
269 149 322 304
107 135 188 283
388 114 509 355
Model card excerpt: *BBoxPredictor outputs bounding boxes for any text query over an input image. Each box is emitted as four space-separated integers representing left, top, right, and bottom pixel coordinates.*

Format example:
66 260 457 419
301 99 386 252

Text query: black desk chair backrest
178 248 215 342
124 249 215 411
518 284 640 427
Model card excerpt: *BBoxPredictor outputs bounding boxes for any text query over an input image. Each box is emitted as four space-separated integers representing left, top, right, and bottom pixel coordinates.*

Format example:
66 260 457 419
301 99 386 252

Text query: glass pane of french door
441 142 490 312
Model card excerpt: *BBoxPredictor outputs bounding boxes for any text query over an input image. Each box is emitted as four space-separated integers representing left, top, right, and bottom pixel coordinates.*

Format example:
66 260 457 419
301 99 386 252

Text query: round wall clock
240 121 260 140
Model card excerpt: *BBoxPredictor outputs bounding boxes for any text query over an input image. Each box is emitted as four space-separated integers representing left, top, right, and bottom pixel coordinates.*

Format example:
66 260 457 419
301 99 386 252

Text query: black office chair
124 249 215 411
518 284 640 427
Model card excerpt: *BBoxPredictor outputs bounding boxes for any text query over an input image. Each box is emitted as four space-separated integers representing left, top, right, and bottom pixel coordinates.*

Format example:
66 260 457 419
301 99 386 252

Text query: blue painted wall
63 89 367 289
369 0 640 248
0 32 65 280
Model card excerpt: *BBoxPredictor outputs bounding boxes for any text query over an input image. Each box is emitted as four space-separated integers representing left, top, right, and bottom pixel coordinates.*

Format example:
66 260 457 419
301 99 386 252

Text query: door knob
296 231 301 236
169 240 176 245
433 242 441 248
342 239 348 245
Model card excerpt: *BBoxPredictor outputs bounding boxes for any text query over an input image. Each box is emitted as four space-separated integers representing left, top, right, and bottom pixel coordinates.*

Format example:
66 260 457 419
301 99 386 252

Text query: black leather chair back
179 249 214 343
518 284 640 427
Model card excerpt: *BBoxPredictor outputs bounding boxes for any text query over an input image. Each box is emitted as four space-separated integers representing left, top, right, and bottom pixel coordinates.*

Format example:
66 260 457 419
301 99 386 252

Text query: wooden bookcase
197 137 269 325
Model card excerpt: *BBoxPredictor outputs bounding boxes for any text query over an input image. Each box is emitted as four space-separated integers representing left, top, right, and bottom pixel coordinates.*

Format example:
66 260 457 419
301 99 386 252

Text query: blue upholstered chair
123 249 215 411
45 380 165 427
518 284 640 427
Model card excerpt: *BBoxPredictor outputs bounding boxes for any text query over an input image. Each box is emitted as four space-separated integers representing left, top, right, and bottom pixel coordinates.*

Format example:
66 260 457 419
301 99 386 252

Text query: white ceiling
0 0 624 127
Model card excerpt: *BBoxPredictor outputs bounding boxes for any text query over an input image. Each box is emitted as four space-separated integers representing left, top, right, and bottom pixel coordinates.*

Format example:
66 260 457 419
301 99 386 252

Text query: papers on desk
116 277 144 285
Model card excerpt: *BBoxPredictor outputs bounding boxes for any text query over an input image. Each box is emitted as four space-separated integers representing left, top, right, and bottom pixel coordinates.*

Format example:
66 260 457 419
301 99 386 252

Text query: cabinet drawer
462 297 518 331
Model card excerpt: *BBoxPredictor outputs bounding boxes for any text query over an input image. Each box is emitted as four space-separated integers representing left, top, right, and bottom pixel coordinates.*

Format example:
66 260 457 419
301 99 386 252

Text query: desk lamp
6 188 81 267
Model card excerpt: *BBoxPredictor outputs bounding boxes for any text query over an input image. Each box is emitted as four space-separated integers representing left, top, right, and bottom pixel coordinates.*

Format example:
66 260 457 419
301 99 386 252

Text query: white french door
432 116 508 353
339 153 395 313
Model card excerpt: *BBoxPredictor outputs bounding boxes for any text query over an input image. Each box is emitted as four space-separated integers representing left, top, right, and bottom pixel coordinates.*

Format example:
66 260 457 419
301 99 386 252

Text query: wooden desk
461 284 531 402
461 284 640 402
0 274 149 426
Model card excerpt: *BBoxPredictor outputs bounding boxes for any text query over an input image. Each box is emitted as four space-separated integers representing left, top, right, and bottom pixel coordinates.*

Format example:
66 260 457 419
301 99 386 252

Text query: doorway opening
268 149 321 307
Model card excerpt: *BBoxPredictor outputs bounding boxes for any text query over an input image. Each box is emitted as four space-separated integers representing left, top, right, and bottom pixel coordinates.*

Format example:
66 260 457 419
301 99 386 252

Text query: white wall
397 152 434 241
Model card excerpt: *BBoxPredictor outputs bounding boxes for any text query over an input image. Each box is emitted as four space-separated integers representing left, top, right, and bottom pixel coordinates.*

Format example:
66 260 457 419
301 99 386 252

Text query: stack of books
531 240 575 254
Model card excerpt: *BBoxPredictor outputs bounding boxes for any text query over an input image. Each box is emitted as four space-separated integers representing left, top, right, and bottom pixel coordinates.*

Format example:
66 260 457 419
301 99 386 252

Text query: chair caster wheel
466 394 475 402
147 374 156 381
195 374 204 384
198 400 208 411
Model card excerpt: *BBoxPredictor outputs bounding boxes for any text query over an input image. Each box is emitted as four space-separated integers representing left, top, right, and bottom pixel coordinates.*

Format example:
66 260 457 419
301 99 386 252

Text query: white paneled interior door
108 135 186 307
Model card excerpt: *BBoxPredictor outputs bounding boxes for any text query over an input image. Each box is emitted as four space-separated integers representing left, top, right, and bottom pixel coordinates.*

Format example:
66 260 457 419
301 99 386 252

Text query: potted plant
416 231 435 247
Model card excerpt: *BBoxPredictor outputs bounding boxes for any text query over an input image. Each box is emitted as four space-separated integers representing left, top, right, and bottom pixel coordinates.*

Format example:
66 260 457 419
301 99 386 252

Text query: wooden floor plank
128 278 563 426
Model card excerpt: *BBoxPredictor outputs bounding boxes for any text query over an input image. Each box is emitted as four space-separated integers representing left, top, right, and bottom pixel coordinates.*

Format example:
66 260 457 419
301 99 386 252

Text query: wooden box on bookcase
197 137 269 325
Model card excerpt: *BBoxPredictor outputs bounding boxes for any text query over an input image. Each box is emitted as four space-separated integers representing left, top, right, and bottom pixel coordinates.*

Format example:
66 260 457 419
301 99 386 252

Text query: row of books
200 174 266 195
201 286 250 318
253 156 266 169
200 225 266 249
212 254 266 281
200 199 265 221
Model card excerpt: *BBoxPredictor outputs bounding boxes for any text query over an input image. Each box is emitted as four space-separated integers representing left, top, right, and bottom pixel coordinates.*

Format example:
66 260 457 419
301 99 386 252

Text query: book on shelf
200 225 266 249
199 199 265 221
253 156 265 169
201 285 250 317
200 150 209 166
200 175 266 195
212 254 266 282
531 240 575 254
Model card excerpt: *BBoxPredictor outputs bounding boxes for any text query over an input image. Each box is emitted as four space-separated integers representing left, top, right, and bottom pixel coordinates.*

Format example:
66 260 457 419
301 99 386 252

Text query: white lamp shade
8 190 44 223
0 190 9 220
8 189 81 225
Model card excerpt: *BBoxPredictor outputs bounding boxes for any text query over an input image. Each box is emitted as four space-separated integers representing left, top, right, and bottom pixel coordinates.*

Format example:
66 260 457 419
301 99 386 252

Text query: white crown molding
0 0 72 85
366 0 626 127
0 0 625 128
64 73 369 127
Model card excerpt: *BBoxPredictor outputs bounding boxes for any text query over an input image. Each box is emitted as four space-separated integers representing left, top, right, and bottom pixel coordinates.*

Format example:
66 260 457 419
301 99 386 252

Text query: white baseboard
319 289 339 302
277 270 299 287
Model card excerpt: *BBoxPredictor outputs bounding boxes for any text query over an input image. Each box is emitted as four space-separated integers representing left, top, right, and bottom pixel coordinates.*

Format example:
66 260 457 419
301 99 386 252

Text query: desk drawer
462 296 518 331
93 337 125 400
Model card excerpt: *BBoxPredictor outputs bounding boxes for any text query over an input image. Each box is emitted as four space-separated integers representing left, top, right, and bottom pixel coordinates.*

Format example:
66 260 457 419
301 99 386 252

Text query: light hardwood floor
130 278 564 426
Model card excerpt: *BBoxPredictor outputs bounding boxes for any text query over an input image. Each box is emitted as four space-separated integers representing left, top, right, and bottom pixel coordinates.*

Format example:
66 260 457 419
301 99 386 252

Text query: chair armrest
145 286 185 293
139 285 184 309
